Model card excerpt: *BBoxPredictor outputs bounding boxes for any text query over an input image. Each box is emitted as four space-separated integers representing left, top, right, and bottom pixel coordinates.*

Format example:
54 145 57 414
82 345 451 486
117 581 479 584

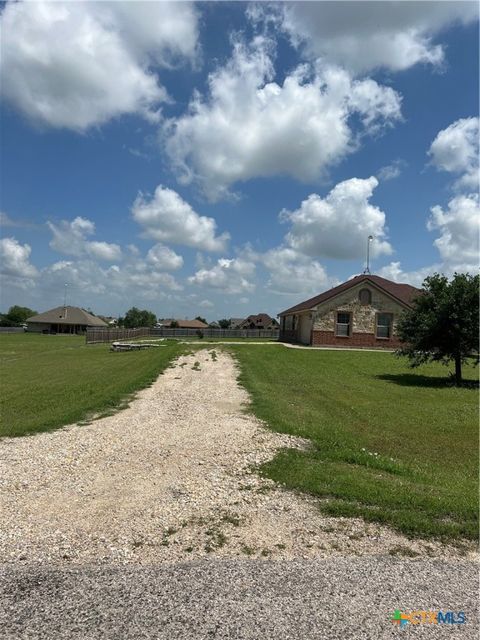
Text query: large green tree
396 273 479 385
0 305 37 326
218 319 231 329
119 307 157 328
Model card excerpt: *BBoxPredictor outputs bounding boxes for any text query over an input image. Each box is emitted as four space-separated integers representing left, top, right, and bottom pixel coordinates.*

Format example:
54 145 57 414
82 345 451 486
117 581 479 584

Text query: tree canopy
396 273 479 385
195 315 207 324
218 319 231 329
0 305 37 326
118 307 157 328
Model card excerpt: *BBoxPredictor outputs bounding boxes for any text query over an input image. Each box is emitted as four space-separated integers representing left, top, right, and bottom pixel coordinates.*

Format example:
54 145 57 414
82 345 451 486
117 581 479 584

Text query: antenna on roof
363 236 374 274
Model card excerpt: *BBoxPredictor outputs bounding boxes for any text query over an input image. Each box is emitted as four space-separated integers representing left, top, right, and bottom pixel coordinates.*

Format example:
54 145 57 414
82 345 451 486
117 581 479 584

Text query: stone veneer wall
311 282 406 347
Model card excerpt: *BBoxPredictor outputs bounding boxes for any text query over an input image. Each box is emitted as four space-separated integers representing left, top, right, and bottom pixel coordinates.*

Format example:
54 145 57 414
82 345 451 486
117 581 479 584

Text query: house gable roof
164 319 209 328
278 275 420 316
27 306 108 326
240 313 278 327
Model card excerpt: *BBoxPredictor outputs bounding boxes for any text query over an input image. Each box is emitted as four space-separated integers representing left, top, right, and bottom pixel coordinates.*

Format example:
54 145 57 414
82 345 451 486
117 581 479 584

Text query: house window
359 288 371 305
376 313 393 339
336 312 351 337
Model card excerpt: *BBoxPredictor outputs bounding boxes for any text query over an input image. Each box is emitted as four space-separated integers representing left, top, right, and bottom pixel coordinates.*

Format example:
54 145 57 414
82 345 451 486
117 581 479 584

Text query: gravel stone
0 350 475 565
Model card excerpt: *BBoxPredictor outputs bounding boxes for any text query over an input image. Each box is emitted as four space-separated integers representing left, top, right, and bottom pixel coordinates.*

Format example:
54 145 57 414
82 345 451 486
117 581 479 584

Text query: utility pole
63 283 68 318
363 235 374 274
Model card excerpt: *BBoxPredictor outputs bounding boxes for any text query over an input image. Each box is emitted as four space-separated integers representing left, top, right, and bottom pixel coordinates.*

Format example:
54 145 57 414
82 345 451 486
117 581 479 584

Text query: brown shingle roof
27 306 108 326
278 275 421 316
240 313 279 328
164 319 209 329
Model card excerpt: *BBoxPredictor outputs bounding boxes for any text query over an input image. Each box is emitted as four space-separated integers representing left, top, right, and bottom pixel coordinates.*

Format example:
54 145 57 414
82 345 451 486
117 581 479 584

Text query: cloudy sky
1 1 478 320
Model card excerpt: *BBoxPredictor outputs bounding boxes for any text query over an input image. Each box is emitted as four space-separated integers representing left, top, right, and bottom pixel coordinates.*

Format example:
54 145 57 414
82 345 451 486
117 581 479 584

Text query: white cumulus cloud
377 159 405 182
281 176 392 260
47 216 121 262
164 37 402 200
262 246 328 295
251 1 478 73
86 241 122 262
147 243 184 271
0 1 199 130
132 186 229 252
376 261 440 288
428 193 479 273
188 257 255 295
0 237 38 286
428 117 479 190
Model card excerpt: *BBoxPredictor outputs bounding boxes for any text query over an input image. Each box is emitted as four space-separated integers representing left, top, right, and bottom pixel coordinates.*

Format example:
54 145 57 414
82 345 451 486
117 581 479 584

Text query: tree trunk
454 353 462 386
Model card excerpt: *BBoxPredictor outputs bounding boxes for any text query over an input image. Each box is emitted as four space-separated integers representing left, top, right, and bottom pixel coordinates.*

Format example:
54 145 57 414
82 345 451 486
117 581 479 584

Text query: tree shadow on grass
376 373 479 389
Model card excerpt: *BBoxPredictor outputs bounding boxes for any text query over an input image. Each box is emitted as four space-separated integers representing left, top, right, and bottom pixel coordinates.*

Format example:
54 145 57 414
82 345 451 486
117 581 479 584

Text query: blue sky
1 1 479 320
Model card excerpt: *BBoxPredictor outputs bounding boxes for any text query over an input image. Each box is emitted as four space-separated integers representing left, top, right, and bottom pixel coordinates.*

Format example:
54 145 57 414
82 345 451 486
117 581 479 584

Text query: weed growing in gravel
210 350 218 361
160 527 177 547
221 512 241 527
240 544 255 556
204 527 228 552
256 485 273 495
388 545 420 557
348 533 364 541
192 361 201 371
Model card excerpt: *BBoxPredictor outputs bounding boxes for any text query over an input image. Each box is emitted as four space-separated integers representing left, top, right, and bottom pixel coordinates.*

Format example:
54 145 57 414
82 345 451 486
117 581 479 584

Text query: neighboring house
209 321 220 328
26 306 108 334
239 313 280 330
229 318 246 329
278 275 420 348
162 319 209 329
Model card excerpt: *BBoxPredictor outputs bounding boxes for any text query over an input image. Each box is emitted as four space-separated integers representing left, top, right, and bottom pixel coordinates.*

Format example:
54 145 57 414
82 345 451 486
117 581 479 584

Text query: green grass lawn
0 334 183 437
230 346 479 541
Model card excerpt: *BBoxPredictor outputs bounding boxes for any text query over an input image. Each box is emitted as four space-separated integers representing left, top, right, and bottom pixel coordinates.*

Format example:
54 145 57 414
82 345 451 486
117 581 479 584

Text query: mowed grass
0 334 183 437
231 346 479 541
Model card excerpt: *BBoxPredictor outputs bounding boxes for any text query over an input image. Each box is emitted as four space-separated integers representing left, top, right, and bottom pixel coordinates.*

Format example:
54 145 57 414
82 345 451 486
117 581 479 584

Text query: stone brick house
239 313 279 330
278 274 420 348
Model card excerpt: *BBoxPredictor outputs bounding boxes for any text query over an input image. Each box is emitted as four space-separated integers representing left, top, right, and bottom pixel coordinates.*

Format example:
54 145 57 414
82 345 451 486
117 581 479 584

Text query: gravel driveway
1 349 477 638
1 349 468 564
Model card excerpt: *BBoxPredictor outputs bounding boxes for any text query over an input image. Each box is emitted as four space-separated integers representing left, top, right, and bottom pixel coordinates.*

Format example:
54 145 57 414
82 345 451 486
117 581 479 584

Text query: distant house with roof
26 306 107 334
239 314 279 330
278 274 420 348
161 318 209 329
229 318 246 329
